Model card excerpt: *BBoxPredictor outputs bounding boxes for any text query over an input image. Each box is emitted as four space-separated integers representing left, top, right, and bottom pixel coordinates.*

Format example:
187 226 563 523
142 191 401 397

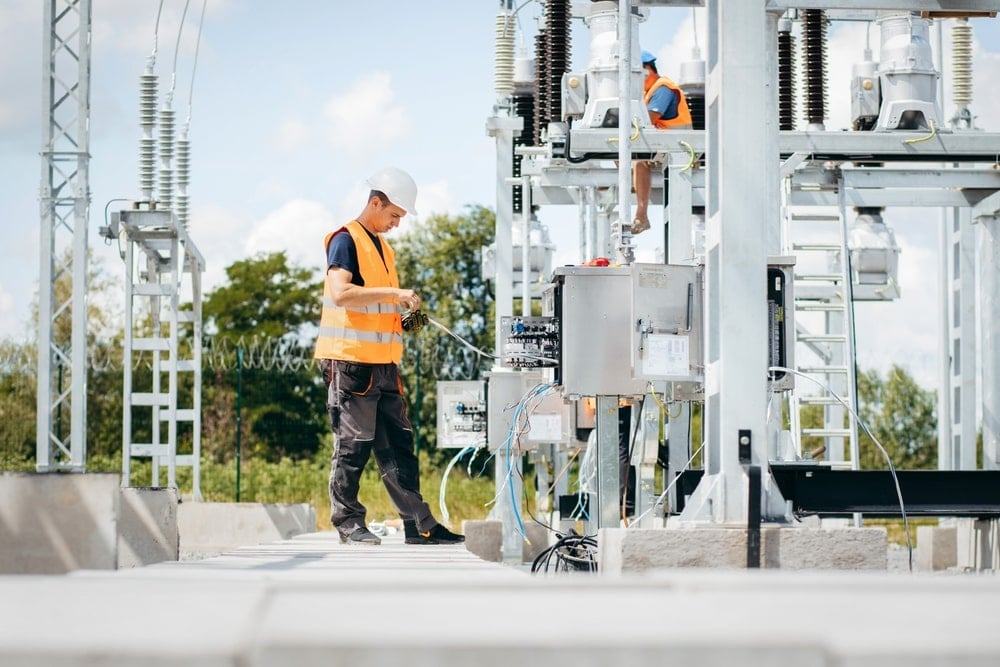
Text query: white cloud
322 72 410 160
0 285 17 338
412 179 461 219
244 199 337 272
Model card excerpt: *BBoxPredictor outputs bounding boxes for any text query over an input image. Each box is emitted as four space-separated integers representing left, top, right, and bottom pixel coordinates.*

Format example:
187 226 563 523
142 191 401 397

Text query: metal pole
236 346 243 501
616 0 632 254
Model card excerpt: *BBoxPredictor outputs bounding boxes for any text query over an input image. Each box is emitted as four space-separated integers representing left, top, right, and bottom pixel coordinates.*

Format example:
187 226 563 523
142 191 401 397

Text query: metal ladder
785 186 860 469
120 208 204 498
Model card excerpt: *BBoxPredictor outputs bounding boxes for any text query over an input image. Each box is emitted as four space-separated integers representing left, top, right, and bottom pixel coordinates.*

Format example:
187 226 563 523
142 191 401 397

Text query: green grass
84 449 498 531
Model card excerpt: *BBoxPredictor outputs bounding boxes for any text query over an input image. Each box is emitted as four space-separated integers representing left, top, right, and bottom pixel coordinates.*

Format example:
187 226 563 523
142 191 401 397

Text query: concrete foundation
599 526 888 574
0 473 120 574
522 521 550 564
117 487 180 568
917 525 957 572
462 519 503 562
956 518 999 571
177 502 316 558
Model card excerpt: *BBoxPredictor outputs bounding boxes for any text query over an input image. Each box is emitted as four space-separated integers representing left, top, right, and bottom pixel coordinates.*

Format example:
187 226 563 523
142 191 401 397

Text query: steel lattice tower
37 0 92 471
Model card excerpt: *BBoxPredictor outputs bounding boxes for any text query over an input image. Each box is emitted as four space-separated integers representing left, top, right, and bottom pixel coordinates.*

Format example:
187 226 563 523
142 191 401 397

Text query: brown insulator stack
800 9 829 127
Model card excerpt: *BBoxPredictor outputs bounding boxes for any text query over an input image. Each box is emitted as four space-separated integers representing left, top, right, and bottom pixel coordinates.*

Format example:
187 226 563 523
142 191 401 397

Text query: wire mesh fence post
235 345 243 501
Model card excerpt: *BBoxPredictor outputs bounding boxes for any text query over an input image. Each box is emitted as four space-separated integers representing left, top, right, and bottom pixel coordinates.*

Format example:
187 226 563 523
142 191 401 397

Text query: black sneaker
339 527 382 546
404 520 464 545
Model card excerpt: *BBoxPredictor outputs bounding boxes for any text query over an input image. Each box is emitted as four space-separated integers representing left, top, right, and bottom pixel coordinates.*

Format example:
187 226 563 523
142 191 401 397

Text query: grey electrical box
485 370 566 453
631 263 703 383
544 266 647 397
436 381 487 449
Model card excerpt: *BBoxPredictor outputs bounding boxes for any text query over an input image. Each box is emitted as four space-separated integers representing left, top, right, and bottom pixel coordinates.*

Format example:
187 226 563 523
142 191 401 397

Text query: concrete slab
1 531 999 666
177 501 315 558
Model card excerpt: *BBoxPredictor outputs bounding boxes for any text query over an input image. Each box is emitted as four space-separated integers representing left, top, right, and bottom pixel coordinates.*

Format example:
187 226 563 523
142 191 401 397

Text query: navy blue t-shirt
326 225 385 287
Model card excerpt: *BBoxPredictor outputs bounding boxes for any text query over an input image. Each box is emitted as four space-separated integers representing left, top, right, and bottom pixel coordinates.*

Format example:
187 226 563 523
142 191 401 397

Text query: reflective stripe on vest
644 75 693 130
314 220 404 364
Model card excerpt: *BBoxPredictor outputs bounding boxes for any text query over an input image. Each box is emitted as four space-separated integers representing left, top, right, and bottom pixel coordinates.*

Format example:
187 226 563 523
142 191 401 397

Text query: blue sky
1 2 999 389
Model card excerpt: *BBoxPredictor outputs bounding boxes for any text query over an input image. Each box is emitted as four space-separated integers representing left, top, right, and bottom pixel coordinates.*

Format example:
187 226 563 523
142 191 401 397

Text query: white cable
427 316 497 360
770 365 913 572
439 445 480 526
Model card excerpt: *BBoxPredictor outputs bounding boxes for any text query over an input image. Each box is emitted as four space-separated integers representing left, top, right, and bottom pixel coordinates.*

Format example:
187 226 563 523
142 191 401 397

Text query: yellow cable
679 140 696 172
606 118 642 143
903 119 937 144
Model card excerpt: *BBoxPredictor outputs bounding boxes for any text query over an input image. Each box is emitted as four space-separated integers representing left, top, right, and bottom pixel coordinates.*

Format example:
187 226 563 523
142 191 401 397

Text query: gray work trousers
324 359 435 537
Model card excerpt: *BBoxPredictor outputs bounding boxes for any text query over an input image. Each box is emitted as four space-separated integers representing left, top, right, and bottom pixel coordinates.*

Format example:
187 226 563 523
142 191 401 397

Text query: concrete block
916 526 957 571
522 521 550 564
0 472 120 574
600 526 887 574
956 518 999 571
177 502 315 558
118 487 180 568
463 519 503 562
769 527 887 570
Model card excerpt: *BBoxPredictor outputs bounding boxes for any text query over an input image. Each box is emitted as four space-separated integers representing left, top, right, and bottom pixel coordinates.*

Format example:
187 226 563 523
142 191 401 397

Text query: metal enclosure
545 266 647 397
485 370 554 453
631 263 703 383
435 380 487 449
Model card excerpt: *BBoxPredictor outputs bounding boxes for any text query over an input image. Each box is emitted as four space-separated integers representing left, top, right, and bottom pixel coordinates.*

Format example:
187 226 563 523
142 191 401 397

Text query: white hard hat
366 167 418 216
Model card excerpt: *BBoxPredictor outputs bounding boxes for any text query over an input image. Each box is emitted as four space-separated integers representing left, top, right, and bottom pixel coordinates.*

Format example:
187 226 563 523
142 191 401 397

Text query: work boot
403 520 464 545
339 527 382 546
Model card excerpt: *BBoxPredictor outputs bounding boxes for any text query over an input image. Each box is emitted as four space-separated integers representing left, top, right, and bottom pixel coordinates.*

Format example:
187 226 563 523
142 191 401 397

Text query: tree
201 252 327 461
857 364 937 469
392 205 496 459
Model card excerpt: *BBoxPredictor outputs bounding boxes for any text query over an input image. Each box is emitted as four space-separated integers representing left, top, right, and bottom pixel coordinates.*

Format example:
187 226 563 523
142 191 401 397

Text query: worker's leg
327 361 379 536
632 160 651 234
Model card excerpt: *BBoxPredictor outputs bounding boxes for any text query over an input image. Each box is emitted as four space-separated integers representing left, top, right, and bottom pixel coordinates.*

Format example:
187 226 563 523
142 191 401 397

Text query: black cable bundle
530 530 598 574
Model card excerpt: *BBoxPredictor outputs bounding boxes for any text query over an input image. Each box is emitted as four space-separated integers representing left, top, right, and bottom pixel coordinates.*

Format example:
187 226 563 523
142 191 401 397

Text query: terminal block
500 316 560 369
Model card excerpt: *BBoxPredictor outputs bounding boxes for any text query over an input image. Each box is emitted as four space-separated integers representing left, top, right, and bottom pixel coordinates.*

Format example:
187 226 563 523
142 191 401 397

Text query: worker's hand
399 289 421 312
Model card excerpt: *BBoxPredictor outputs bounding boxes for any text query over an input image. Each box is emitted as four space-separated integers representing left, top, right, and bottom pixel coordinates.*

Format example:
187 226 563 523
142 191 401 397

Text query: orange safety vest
314 220 403 364
644 74 693 129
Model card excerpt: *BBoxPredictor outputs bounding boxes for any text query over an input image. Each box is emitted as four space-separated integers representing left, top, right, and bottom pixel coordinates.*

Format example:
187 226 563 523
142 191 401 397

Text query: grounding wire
769 365 913 572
